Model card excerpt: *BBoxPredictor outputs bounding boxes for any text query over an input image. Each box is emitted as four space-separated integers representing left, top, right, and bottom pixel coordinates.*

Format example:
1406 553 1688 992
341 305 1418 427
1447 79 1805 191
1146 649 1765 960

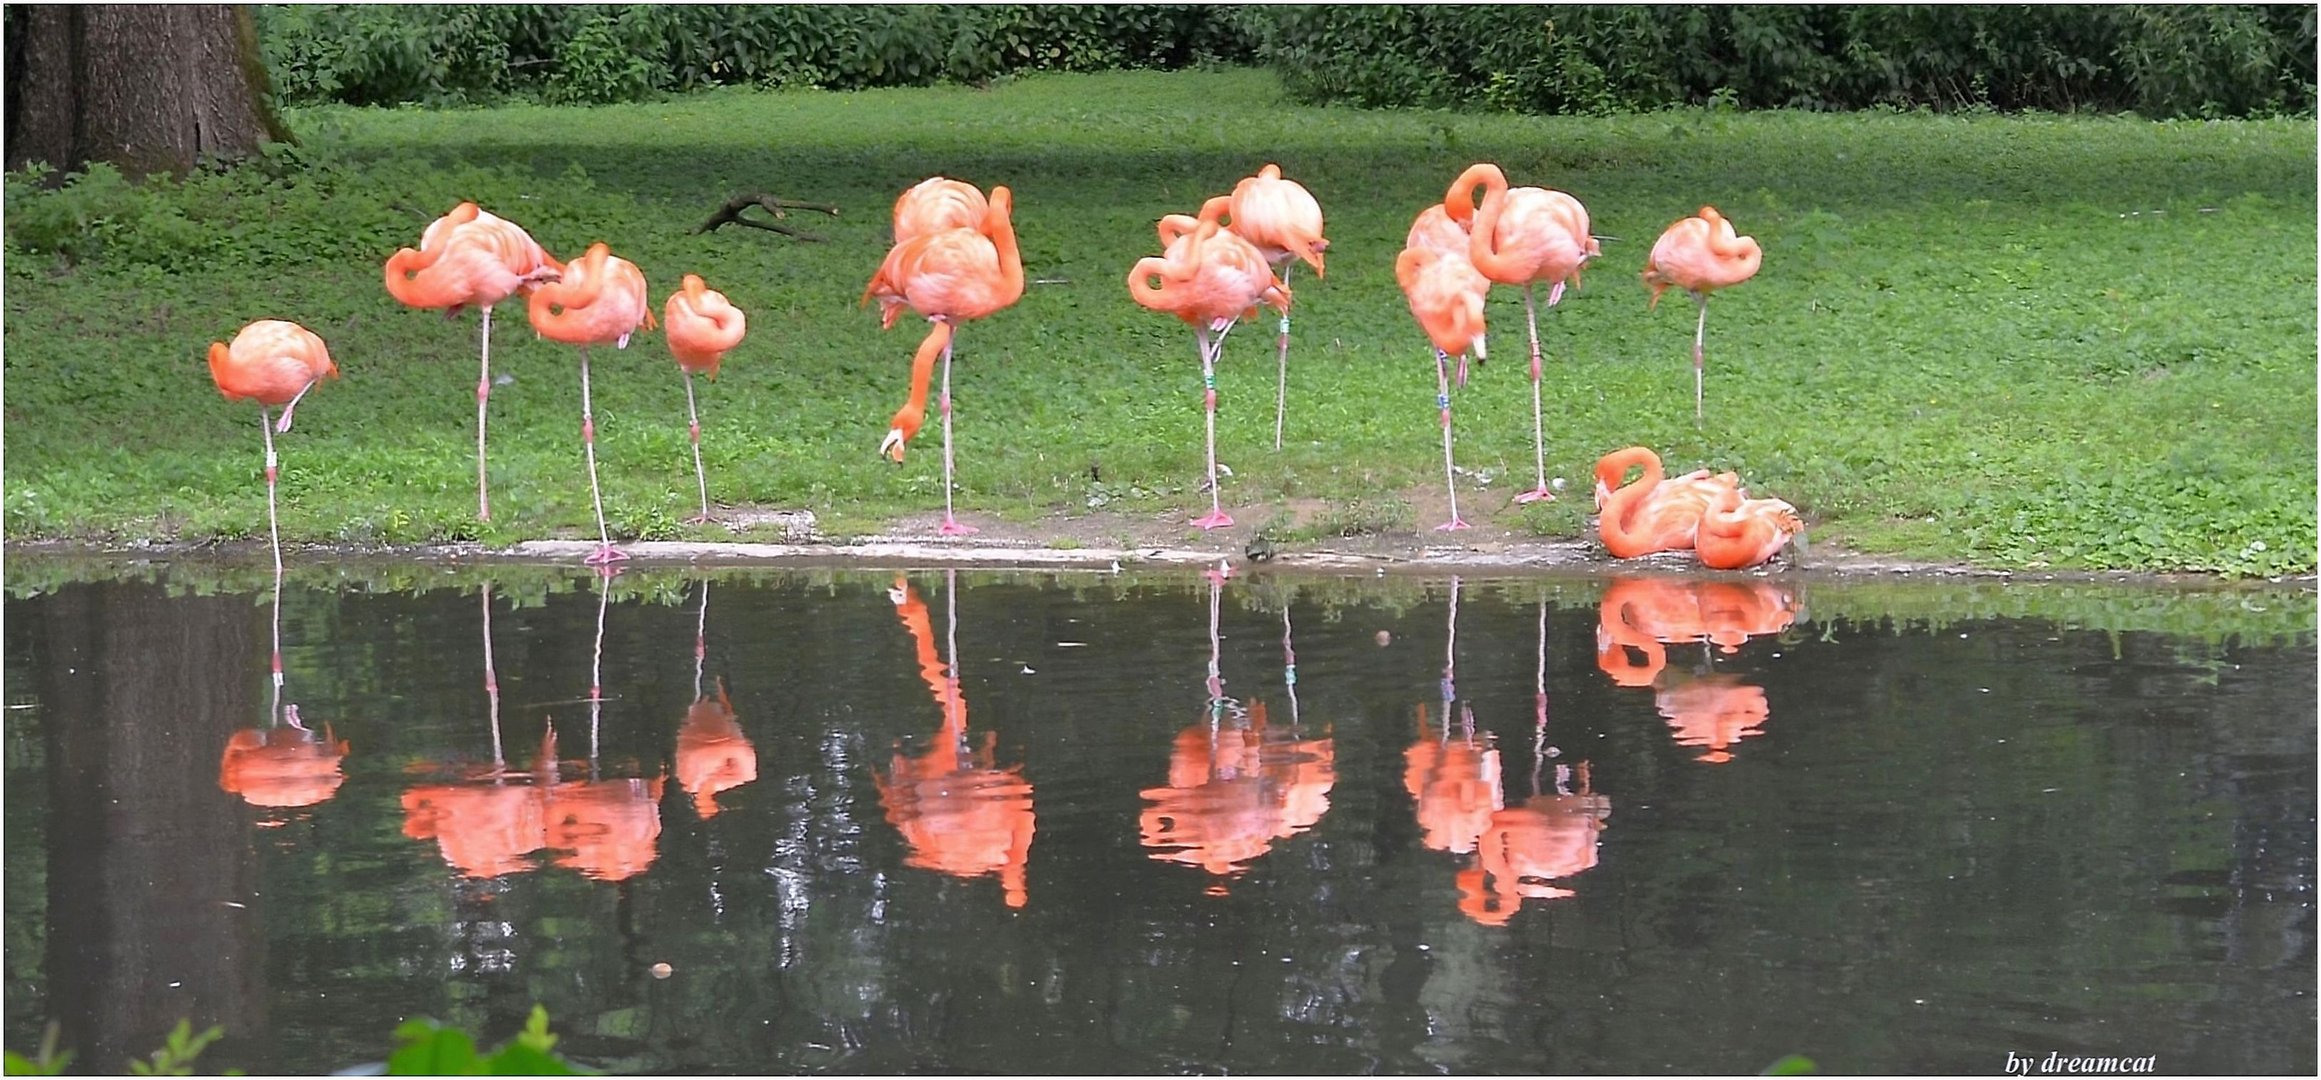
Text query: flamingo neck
1595 449 1668 558
889 320 953 454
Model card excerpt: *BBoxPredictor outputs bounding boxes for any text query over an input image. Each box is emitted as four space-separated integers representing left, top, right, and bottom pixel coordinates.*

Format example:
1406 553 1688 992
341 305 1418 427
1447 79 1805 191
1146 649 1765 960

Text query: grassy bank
4 69 2313 575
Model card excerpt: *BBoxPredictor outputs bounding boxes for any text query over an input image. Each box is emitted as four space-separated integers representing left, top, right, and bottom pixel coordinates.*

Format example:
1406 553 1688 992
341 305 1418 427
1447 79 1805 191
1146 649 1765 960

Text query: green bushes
1239 5 2317 118
256 4 1255 107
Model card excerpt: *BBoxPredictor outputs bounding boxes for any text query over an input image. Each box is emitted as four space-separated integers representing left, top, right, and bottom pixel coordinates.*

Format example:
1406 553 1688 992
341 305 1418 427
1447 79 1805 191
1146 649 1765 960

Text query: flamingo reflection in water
675 581 757 819
219 562 350 818
1456 599 1612 926
402 582 554 878
876 571 1036 909
1138 563 1335 893
1404 577 1502 856
401 576 665 882
1595 576 1799 763
541 576 666 882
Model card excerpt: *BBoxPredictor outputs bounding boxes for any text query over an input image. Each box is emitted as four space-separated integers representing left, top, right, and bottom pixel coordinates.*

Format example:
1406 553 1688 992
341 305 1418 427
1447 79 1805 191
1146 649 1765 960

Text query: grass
4 68 2314 576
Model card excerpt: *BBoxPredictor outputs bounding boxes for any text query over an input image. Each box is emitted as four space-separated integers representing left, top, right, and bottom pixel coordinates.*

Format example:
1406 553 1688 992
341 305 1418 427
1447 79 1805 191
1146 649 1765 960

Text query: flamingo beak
879 429 907 462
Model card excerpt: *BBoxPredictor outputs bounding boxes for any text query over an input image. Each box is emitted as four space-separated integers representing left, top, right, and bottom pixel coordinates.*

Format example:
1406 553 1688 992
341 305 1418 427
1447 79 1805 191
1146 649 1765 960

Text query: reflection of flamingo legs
943 568 964 729
589 574 610 771
1204 562 1229 716
1281 601 1300 727
483 583 503 768
1441 575 1462 705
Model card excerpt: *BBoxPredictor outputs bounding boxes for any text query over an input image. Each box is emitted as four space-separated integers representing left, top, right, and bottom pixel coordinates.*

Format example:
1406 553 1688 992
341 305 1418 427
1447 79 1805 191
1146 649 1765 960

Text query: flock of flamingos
221 570 1800 923
205 161 1802 569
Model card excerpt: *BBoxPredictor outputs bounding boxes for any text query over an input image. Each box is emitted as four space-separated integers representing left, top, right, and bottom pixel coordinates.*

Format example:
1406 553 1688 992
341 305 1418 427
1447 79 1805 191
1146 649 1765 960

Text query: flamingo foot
1434 517 1472 532
1192 510 1235 531
683 512 716 526
584 544 629 565
1513 488 1557 504
938 518 979 537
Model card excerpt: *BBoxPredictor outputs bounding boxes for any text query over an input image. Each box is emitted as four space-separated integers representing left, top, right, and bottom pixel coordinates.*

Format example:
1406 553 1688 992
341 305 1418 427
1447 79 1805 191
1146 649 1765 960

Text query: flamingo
526 242 656 565
1594 447 1742 559
1642 206 1762 424
864 184 1025 536
220 539 349 816
1696 485 1805 570
1447 163 1599 504
400 585 552 879
1395 223 1491 531
1225 163 1328 449
1459 762 1612 924
1127 217 1291 530
663 275 748 524
207 320 338 575
1653 673 1772 764
383 202 562 522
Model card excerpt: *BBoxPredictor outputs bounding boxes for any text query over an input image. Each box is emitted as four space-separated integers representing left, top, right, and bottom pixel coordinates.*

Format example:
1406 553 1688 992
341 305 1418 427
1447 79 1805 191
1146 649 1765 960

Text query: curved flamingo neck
1595 448 1669 557
1445 163 1503 227
985 188 1025 310
543 244 611 312
888 320 954 456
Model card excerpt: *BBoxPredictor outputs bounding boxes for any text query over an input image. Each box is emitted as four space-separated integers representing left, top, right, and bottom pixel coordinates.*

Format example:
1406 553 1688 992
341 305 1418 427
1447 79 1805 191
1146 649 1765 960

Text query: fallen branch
695 192 840 242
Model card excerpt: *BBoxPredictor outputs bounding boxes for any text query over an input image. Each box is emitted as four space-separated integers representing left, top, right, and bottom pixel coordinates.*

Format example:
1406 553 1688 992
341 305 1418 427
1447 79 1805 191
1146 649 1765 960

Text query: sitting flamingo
1594 446 1741 558
1696 485 1806 570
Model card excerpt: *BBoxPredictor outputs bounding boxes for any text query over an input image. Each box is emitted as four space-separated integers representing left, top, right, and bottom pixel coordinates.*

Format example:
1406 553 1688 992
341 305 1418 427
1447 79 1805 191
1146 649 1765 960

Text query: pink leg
578 347 627 564
683 370 712 524
273 379 315 434
476 305 494 522
936 328 977 536
1513 284 1556 504
1272 264 1294 451
1192 326 1233 530
258 405 284 575
1432 349 1469 532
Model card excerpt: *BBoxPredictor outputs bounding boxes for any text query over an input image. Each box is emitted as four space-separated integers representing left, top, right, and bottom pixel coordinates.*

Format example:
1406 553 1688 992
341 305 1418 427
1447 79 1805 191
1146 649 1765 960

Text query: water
4 560 2313 1074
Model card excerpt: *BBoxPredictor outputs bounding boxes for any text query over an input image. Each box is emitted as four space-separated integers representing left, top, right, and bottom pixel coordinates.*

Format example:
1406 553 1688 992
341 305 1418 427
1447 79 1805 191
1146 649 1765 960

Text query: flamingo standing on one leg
864 184 1025 537
1447 164 1599 504
1594 446 1740 559
1127 218 1291 531
1695 484 1805 570
207 320 339 575
1226 164 1328 450
527 242 656 564
1642 206 1762 425
663 275 748 524
1395 212 1492 532
383 202 562 522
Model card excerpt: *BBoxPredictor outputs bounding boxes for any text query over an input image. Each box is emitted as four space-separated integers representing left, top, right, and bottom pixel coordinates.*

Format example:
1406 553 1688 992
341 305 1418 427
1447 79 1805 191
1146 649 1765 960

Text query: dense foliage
253 4 2315 119
1241 5 2317 119
256 4 1254 106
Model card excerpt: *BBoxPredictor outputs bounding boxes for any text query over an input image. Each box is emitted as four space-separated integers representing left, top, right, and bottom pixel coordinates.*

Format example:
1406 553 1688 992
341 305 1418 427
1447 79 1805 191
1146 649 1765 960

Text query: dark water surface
4 560 2313 1075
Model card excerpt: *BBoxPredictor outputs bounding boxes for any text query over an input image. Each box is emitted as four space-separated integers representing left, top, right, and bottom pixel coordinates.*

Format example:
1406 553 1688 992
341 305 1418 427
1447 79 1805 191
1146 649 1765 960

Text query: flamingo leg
274 379 315 434
476 305 494 522
1513 284 1556 504
1192 326 1233 530
1272 263 1294 451
578 346 626 564
683 370 712 524
1692 291 1709 426
258 404 283 577
936 327 977 536
1433 349 1469 531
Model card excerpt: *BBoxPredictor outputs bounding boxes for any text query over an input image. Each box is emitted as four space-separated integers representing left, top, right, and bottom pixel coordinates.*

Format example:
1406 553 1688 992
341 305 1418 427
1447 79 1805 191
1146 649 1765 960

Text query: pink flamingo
1127 216 1291 530
1594 446 1742 559
863 184 1025 536
207 320 338 574
1643 206 1763 424
1447 163 1599 504
1696 484 1805 570
663 275 748 523
1395 210 1491 531
526 242 656 564
383 202 562 521
1225 164 1328 449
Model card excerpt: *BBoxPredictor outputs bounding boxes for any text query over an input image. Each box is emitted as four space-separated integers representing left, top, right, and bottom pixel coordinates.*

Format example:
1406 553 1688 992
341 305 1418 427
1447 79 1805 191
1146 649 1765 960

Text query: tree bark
4 4 290 178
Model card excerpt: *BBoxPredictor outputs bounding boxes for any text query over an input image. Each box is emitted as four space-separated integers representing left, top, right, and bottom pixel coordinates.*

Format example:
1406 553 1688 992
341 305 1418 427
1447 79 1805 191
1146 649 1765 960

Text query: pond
3 558 2313 1074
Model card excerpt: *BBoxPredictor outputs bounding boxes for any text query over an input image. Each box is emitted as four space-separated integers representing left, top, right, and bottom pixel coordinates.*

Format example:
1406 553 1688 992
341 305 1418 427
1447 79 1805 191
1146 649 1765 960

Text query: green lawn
4 68 2313 575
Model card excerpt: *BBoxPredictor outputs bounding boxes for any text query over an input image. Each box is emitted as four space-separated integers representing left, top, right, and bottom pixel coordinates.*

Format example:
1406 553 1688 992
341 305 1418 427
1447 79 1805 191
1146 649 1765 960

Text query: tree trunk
4 4 290 178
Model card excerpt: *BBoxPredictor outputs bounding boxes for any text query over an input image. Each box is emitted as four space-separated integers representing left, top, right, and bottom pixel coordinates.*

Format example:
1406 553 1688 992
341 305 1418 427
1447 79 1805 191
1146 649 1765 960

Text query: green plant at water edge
387 1006 589 1075
2 1022 71 1076
126 1020 228 1076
